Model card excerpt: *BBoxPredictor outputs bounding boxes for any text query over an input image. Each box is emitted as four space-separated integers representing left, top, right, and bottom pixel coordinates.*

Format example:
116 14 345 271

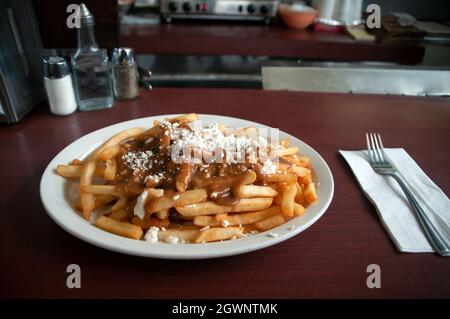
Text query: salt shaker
43 56 77 116
111 48 139 100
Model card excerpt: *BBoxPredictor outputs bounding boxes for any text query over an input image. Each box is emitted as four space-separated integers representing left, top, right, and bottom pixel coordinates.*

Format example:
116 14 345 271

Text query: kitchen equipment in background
278 3 318 30
0 0 44 123
377 15 425 44
134 0 160 8
43 57 77 116
160 0 279 24
137 66 153 90
121 0 161 25
311 0 362 26
262 61 450 96
112 48 140 100
71 3 114 111
346 25 375 41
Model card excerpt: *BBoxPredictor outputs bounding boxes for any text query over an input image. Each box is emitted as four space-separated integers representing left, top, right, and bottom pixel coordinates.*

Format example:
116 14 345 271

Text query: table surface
120 23 425 64
1 88 449 298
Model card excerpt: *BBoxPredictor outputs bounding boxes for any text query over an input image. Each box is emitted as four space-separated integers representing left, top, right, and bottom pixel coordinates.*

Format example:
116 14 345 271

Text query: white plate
40 114 334 259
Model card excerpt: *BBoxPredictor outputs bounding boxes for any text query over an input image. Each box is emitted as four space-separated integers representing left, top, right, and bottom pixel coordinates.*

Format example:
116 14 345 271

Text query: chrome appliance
160 0 279 23
311 0 363 26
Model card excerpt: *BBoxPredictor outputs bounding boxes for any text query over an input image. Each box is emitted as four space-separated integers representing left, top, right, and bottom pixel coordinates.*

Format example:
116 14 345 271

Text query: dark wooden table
1 88 449 298
120 23 425 64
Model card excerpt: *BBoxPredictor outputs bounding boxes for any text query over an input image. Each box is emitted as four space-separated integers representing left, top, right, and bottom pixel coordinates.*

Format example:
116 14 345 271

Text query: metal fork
366 133 450 257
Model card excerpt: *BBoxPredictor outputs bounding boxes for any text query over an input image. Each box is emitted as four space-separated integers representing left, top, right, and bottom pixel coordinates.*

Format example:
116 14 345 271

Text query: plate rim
40 114 334 259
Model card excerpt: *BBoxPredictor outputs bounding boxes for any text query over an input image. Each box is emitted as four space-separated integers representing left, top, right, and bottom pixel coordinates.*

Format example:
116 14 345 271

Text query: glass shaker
111 48 139 100
71 3 114 111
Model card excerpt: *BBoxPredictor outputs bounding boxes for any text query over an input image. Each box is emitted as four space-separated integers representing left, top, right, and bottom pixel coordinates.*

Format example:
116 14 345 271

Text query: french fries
193 206 282 227
103 159 117 180
158 228 200 242
234 185 278 198
260 173 297 184
168 113 198 123
294 203 306 216
194 171 256 189
289 166 311 178
176 163 197 192
215 206 282 225
56 164 104 179
56 114 318 243
111 197 127 211
193 215 223 227
95 216 143 240
194 227 243 243
304 182 318 203
80 127 145 220
131 216 170 229
255 214 285 232
81 184 124 197
108 208 130 221
280 183 297 217
155 209 169 220
99 144 120 161
277 147 299 157
295 182 304 204
176 198 273 217
145 189 208 214
75 194 115 212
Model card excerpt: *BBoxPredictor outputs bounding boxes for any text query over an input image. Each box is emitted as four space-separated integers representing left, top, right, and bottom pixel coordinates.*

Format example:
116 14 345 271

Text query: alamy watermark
366 4 381 29
66 4 80 29
165 121 281 165
65 4 382 29
366 264 381 289
64 263 381 290
66 264 81 289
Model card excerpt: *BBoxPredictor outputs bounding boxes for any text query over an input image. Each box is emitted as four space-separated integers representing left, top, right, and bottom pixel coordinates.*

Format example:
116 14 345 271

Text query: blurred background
1 0 450 122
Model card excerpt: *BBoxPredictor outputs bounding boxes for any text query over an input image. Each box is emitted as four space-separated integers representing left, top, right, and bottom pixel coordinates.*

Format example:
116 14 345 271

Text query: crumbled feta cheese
168 122 275 165
144 172 164 184
122 150 154 172
144 226 159 243
221 220 230 227
172 194 180 200
165 236 179 244
260 160 277 174
133 190 148 219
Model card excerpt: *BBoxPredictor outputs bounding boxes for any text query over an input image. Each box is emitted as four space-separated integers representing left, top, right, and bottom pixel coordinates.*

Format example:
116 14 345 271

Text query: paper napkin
340 148 450 253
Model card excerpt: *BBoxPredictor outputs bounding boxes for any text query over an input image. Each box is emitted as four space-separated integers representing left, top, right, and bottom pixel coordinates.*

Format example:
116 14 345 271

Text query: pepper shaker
43 56 77 116
111 47 139 100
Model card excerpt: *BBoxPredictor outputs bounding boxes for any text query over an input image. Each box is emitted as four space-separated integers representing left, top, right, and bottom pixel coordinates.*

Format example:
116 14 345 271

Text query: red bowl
278 5 318 30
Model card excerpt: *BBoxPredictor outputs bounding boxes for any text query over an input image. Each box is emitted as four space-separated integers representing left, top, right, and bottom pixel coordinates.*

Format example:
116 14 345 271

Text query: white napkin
339 148 450 253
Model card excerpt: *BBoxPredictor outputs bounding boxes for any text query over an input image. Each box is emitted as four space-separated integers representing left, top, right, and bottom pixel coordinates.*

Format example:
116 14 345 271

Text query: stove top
160 0 279 23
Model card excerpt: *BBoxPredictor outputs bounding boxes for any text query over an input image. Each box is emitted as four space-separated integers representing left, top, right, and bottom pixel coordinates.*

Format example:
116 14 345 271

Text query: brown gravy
113 133 257 206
